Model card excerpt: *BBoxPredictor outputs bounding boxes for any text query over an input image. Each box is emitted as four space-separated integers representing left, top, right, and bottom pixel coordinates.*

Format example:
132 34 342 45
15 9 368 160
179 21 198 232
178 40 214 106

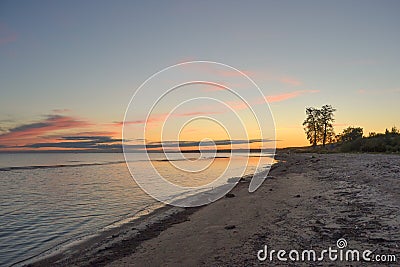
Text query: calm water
0 152 272 266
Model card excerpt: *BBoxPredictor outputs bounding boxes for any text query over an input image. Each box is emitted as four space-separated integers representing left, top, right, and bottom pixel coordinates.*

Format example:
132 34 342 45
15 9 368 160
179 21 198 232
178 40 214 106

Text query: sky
0 0 399 151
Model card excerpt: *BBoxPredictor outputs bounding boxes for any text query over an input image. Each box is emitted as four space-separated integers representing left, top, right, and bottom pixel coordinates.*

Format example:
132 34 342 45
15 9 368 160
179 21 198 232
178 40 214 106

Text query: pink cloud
217 69 257 78
171 63 304 89
45 130 119 139
173 111 222 117
202 86 226 92
118 110 223 126
278 76 303 86
201 82 244 92
225 100 249 111
221 90 318 111
116 114 167 126
0 115 92 148
266 90 319 103
121 90 320 129
213 70 304 87
196 90 320 114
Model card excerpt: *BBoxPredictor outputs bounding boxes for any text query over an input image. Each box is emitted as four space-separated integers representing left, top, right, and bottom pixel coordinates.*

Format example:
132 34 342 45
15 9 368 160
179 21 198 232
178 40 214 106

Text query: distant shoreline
0 148 275 154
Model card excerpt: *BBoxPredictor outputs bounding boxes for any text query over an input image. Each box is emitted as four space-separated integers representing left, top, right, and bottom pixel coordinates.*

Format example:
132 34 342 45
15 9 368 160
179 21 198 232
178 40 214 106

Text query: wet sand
31 152 400 266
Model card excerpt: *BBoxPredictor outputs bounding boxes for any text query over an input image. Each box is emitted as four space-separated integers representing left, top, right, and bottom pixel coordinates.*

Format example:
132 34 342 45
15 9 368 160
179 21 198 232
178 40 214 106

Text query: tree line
338 126 400 153
302 105 399 152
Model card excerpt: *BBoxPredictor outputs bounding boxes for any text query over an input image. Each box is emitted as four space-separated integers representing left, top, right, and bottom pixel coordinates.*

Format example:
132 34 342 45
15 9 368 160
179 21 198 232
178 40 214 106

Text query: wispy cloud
0 110 274 151
278 76 303 86
0 114 92 149
219 70 304 88
174 62 304 88
26 136 122 150
217 69 304 87
173 111 222 117
202 85 228 92
216 69 257 78
216 70 303 88
266 90 319 103
116 110 223 126
0 115 91 140
224 100 250 111
199 89 320 113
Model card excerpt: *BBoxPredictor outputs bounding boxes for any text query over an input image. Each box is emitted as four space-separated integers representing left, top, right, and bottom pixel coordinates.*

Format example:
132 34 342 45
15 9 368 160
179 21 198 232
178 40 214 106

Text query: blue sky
0 0 399 150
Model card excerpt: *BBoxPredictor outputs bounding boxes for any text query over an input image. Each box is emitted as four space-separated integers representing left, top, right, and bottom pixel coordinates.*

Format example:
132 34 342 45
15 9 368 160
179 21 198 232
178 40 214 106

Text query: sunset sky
1 1 399 151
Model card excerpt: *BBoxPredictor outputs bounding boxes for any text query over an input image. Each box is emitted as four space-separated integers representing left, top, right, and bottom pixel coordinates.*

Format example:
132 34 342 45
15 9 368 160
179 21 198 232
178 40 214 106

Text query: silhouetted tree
340 126 363 142
303 107 322 147
303 105 336 147
319 105 336 147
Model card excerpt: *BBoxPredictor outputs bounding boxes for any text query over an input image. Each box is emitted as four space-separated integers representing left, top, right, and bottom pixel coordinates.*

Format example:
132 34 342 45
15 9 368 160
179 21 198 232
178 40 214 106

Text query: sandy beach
30 152 400 266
